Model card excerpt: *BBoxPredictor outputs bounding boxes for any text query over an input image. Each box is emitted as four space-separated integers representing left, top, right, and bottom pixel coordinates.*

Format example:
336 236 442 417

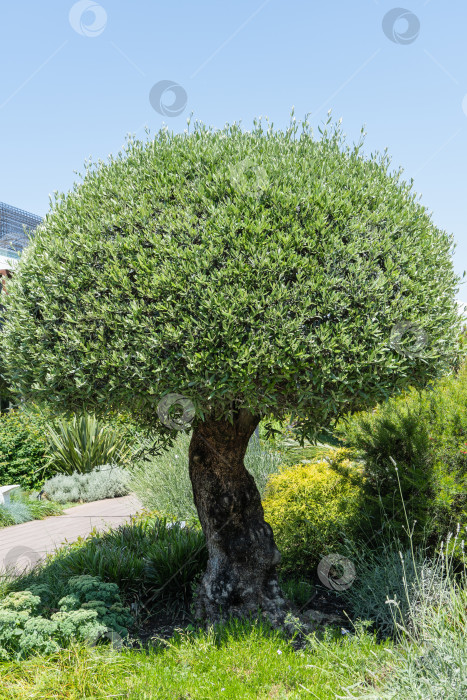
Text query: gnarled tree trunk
189 409 286 624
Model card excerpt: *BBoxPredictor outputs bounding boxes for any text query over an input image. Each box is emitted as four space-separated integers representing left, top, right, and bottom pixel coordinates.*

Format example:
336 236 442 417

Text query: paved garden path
0 494 143 574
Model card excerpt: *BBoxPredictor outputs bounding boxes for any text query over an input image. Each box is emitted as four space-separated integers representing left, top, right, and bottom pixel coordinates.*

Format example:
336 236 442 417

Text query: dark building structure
0 201 42 259
0 202 42 409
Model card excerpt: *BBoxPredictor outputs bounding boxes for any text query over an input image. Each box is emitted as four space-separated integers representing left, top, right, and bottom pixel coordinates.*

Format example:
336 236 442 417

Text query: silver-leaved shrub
42 464 130 503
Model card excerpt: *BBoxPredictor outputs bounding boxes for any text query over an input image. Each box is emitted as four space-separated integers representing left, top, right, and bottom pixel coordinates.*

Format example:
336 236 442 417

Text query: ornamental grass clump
0 501 32 527
354 534 467 700
0 488 63 527
7 515 207 614
341 541 450 639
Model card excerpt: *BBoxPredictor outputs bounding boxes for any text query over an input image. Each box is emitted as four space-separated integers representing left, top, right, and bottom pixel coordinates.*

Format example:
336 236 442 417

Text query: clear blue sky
1 1 466 286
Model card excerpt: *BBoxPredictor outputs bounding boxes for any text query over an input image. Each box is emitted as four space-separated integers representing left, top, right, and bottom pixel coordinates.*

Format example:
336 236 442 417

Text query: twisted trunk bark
189 410 286 623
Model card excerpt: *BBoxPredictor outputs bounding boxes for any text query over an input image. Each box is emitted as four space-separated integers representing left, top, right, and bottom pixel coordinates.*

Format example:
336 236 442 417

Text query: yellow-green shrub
262 449 365 575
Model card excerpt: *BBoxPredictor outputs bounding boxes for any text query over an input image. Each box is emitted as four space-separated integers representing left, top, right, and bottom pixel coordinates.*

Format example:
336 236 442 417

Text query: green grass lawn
0 622 393 699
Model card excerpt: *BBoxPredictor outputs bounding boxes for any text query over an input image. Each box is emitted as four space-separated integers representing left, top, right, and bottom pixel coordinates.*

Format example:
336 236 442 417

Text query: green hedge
0 408 52 490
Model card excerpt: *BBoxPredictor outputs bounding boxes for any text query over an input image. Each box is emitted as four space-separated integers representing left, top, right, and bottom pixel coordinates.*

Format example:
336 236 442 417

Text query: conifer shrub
335 361 467 547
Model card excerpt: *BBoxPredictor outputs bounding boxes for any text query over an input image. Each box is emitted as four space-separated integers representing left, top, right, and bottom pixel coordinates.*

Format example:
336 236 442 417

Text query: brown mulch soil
126 581 353 651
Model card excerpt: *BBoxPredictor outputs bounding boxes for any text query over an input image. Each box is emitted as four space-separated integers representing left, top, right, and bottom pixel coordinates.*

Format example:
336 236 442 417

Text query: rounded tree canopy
2 117 462 438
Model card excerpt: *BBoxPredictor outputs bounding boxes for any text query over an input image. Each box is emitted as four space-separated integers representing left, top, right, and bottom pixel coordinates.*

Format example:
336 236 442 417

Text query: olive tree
2 117 462 623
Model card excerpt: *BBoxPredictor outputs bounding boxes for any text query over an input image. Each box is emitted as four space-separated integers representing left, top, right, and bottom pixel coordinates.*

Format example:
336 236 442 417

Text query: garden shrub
22 492 64 519
42 464 130 504
0 408 52 490
0 501 32 526
262 448 365 576
0 406 139 489
53 575 133 638
356 549 467 699
335 361 467 546
0 574 132 661
143 521 208 610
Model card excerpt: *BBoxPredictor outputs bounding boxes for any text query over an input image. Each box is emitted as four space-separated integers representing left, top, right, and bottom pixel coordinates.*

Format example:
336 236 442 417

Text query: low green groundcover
0 575 132 661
